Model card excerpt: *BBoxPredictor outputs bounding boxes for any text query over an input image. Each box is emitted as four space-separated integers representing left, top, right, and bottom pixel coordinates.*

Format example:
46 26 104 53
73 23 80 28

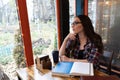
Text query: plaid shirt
65 35 101 69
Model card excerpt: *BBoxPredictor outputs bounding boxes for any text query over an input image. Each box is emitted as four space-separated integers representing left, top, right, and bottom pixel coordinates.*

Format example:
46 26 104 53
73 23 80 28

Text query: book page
52 62 73 76
70 62 92 75
90 63 94 76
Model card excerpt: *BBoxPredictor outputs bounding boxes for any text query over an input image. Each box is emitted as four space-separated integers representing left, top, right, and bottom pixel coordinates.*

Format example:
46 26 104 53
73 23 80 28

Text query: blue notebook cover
52 62 73 75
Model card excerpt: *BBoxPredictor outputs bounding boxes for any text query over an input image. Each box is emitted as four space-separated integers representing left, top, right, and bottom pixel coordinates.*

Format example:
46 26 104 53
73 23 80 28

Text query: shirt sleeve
65 39 71 57
85 44 101 69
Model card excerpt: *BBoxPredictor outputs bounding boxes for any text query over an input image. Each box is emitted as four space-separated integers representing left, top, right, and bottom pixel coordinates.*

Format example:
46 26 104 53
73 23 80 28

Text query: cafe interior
0 0 120 80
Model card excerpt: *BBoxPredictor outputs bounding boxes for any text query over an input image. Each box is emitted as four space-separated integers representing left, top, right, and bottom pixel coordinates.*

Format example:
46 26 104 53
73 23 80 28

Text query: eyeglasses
71 21 82 26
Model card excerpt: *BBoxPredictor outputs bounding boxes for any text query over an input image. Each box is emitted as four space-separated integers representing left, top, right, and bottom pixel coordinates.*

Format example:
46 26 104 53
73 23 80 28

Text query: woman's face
71 17 84 34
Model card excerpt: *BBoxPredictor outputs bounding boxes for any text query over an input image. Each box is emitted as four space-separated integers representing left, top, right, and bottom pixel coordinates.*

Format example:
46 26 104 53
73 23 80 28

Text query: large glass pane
88 0 120 69
26 0 57 59
69 0 75 32
0 0 25 79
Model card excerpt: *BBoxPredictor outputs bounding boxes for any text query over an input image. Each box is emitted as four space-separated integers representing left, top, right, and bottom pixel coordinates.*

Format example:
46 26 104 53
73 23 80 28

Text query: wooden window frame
17 0 34 66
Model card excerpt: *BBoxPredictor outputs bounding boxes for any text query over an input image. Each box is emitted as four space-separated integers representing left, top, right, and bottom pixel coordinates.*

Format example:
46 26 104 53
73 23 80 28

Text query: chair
99 50 114 75
111 57 120 77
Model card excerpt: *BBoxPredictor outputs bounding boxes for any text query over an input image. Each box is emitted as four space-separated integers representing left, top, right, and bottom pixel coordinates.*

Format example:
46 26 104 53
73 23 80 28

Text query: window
26 0 57 59
0 0 25 79
88 0 120 67
69 0 75 32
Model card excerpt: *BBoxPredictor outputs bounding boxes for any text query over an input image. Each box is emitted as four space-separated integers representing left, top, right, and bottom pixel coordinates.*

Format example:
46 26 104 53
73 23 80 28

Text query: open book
52 62 94 77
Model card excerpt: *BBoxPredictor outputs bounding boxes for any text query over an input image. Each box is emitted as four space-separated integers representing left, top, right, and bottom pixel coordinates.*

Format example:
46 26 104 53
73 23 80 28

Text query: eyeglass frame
71 21 82 26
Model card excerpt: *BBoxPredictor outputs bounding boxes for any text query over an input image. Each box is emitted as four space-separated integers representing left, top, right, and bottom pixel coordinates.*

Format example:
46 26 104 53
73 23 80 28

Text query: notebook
52 61 94 77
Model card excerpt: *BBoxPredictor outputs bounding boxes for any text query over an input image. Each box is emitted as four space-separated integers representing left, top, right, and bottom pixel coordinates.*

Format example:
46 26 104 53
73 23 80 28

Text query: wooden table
16 65 108 80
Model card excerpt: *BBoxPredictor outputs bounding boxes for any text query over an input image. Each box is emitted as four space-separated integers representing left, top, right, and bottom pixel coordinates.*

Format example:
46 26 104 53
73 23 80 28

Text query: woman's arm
86 47 101 69
60 55 88 62
90 51 101 63
59 33 76 56
59 38 68 56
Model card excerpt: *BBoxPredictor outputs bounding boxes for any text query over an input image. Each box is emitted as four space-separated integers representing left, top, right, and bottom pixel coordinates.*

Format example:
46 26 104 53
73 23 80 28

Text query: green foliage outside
54 29 58 50
0 32 13 46
30 21 57 55
33 38 51 55
13 29 26 68
0 55 13 65
34 46 45 55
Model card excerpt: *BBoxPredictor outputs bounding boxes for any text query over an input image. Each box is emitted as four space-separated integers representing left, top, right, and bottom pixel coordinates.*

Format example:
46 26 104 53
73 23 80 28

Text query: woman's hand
78 59 88 63
64 33 76 42
60 55 71 62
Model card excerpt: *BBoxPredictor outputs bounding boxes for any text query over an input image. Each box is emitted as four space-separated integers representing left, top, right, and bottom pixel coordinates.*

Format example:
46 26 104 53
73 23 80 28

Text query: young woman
59 15 103 69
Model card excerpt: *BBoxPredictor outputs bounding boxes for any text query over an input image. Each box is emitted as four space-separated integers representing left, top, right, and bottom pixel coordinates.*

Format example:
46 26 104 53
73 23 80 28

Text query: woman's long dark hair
77 15 103 54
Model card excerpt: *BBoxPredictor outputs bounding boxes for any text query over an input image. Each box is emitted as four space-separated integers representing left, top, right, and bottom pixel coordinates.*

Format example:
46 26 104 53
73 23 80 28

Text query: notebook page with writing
70 62 90 76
